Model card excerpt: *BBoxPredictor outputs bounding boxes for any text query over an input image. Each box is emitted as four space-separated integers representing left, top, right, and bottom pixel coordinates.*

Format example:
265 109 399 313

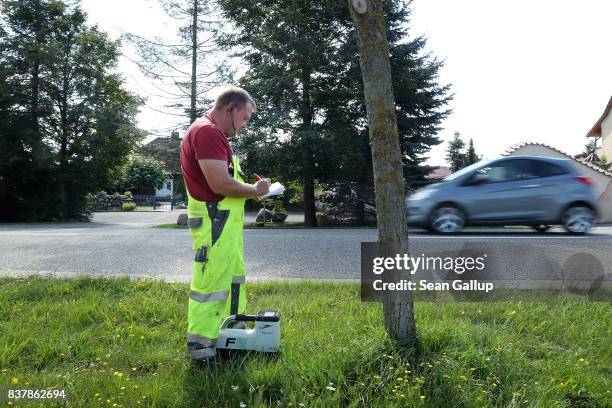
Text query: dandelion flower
11 377 18 385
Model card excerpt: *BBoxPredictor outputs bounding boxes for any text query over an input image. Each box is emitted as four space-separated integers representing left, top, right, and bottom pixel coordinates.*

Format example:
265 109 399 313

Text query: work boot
187 342 217 366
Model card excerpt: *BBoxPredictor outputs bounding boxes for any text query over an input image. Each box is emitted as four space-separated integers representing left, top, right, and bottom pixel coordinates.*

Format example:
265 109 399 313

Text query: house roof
426 166 450 178
586 96 612 138
502 141 612 178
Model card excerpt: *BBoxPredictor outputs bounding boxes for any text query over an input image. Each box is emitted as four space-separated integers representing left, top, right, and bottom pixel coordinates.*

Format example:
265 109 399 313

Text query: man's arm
199 159 269 198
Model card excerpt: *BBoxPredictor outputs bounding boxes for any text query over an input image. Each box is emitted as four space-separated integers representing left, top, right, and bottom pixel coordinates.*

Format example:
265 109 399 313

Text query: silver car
406 156 599 234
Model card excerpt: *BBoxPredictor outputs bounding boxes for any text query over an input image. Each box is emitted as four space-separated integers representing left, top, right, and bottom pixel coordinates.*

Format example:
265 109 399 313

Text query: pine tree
465 138 480 166
217 0 451 225
446 131 466 173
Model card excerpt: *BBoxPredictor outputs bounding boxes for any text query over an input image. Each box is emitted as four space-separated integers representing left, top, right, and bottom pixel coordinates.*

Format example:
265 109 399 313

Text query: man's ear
227 103 236 113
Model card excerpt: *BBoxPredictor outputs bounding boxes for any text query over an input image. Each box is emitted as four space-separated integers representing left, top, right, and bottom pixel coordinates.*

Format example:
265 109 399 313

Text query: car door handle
521 184 541 188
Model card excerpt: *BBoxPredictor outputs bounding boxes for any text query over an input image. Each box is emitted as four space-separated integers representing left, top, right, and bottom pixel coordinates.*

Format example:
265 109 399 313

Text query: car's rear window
530 160 567 178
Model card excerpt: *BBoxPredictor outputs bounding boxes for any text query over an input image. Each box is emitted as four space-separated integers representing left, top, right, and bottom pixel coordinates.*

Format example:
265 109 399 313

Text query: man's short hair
214 86 256 111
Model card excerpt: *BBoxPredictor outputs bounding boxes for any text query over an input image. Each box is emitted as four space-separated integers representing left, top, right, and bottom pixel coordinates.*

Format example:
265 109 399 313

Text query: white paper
261 182 285 198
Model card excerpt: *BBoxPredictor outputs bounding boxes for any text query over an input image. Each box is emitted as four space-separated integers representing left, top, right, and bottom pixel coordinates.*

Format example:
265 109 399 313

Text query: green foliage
122 202 136 212
581 139 598 157
124 154 170 192
218 0 451 223
137 135 182 175
271 198 286 213
464 138 480 167
123 191 132 198
0 0 143 221
446 131 467 173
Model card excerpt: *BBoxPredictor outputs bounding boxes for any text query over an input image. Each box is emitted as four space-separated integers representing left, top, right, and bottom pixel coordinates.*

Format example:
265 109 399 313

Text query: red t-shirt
180 114 233 202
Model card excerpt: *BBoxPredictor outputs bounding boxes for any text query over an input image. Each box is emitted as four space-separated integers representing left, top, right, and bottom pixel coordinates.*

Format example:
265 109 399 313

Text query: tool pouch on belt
206 202 230 246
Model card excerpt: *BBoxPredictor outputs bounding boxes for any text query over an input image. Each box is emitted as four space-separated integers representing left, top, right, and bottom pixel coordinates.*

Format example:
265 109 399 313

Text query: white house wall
155 179 173 198
601 112 612 161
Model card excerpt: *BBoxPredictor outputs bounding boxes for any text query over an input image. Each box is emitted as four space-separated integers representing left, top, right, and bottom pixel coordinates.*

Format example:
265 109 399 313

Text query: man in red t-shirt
180 91 269 201
180 86 270 365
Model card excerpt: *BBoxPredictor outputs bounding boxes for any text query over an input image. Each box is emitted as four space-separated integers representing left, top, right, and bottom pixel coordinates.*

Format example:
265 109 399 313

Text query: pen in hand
253 173 270 200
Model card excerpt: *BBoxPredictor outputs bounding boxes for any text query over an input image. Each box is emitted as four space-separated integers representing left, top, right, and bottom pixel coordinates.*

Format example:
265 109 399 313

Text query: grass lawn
0 277 610 407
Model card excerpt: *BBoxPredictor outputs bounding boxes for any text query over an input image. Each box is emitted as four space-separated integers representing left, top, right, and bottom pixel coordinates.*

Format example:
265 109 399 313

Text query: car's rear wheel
562 206 595 234
532 224 551 232
430 206 465 234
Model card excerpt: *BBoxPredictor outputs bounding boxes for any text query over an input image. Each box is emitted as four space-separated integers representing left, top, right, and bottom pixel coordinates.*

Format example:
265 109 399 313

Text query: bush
271 198 286 213
122 202 136 212
123 191 132 198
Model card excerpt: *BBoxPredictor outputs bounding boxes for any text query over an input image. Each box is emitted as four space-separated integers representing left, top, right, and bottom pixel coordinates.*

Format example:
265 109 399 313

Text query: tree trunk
355 172 369 225
32 61 39 134
304 177 316 226
349 0 416 346
60 64 70 220
190 0 198 124
300 66 317 227
31 0 41 133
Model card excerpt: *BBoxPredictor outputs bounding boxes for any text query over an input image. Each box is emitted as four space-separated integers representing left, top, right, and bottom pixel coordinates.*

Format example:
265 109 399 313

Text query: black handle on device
230 282 240 316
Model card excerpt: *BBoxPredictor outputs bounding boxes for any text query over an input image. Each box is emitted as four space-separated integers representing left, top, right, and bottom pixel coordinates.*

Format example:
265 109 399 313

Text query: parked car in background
406 156 599 234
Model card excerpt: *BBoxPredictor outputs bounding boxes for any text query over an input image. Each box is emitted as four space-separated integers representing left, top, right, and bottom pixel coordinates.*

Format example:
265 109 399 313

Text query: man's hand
254 178 271 197
199 159 263 198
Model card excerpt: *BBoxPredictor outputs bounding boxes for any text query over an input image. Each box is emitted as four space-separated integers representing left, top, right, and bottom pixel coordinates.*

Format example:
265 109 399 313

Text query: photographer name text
372 279 494 293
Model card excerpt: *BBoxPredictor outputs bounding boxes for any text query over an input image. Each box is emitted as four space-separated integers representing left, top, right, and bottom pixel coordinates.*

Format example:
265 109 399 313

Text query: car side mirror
466 173 489 186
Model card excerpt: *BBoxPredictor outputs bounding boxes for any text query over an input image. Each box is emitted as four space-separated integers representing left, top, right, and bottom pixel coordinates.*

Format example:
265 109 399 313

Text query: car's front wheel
430 206 465 234
562 206 595 234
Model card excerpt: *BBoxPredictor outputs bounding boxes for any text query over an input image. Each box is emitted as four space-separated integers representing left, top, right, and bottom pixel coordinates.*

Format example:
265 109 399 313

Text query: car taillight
575 176 593 186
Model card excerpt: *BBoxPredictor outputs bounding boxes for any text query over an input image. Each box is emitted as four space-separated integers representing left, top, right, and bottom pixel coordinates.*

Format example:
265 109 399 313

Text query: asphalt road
1 211 611 285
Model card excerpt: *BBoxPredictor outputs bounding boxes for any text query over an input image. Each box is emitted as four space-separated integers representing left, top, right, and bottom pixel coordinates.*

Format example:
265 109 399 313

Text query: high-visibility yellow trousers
186 155 247 347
